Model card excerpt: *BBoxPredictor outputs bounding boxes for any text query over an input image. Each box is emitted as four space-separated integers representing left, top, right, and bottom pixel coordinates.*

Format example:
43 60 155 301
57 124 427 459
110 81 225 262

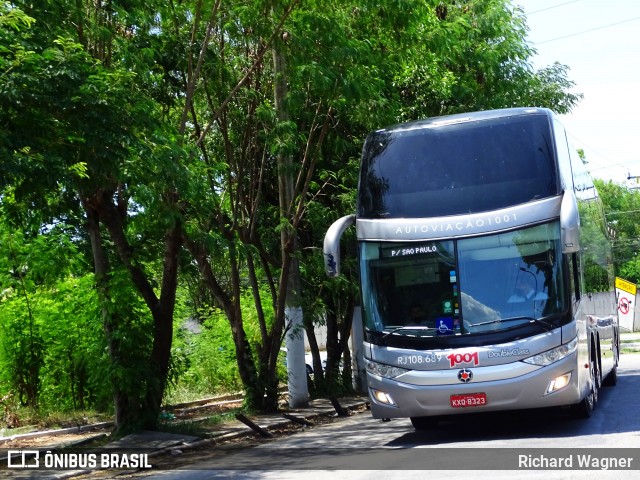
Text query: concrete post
350 306 368 394
285 306 309 407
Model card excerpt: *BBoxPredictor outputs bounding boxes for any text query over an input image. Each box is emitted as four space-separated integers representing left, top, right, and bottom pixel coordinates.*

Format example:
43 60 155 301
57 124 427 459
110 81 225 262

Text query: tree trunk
82 201 135 431
141 224 182 429
184 235 271 410
85 191 182 433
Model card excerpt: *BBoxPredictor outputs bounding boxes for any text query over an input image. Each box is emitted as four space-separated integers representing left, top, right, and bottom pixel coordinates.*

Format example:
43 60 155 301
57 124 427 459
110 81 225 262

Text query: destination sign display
381 243 438 259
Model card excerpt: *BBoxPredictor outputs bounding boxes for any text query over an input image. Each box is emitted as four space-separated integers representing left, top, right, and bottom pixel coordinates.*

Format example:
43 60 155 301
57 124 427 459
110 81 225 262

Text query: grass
0 407 112 438
620 337 640 354
621 347 640 354
0 424 37 438
162 382 242 406
158 409 242 438
0 385 229 439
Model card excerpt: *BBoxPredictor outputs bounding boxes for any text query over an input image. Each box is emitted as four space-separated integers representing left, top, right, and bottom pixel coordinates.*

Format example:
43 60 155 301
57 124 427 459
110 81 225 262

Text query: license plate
450 392 487 408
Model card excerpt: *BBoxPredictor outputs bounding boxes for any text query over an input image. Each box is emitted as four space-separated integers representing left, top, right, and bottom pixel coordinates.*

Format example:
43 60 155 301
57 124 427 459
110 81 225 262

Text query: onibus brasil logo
6 450 152 469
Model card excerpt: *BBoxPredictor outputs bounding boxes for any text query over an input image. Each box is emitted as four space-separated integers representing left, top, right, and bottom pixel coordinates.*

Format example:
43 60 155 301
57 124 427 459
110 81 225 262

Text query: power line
522 2 640 183
589 159 640 175
533 16 640 44
563 130 640 180
565 132 627 174
526 0 584 15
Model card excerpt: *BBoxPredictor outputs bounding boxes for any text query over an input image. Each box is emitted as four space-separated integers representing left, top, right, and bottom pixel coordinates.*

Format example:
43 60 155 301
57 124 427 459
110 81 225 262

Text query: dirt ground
1 400 368 477
0 398 245 450
88 411 362 479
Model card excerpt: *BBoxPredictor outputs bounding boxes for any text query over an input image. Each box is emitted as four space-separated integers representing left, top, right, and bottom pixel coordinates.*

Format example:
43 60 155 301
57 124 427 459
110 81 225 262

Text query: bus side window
569 252 581 304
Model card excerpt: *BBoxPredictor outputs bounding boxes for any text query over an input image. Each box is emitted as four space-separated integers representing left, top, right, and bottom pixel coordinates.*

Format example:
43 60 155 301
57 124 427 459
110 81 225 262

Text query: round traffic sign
619 297 630 314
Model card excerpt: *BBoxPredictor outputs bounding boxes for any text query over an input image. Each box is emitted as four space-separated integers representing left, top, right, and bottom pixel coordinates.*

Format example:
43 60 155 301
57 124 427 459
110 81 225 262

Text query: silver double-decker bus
324 108 619 429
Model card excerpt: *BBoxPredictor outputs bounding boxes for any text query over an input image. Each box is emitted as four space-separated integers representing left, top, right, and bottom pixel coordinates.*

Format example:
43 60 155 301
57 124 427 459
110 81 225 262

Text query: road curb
0 421 114 446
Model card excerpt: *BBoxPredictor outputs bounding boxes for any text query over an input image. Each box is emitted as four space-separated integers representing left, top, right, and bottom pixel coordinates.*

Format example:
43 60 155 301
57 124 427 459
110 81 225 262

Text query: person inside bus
407 302 444 328
508 273 548 303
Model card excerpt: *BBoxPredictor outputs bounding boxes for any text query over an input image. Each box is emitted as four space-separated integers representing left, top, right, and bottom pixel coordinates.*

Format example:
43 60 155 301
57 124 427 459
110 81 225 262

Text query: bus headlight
546 372 572 394
370 388 397 406
365 359 409 379
522 337 578 367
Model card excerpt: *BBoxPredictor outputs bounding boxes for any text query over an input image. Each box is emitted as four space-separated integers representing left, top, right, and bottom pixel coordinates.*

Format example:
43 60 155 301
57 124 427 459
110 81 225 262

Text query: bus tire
602 364 617 387
410 416 439 430
603 333 620 387
594 355 602 404
572 358 599 419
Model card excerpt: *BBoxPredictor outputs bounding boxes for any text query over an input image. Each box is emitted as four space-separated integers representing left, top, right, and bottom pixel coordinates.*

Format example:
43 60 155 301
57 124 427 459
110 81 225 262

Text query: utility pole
626 173 640 189
272 15 308 408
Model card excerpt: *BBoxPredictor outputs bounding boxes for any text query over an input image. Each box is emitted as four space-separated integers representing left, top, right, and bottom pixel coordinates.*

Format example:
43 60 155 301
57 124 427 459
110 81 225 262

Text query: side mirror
560 189 580 254
323 214 355 277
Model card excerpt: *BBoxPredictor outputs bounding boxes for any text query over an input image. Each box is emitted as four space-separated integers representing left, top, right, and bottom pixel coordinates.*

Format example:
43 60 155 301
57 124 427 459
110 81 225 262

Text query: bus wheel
410 416 439 430
573 359 598 419
603 334 620 387
593 357 601 405
602 363 617 387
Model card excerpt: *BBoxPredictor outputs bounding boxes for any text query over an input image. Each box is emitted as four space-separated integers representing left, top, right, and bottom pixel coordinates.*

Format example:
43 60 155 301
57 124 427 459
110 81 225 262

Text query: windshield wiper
380 325 436 341
471 316 554 332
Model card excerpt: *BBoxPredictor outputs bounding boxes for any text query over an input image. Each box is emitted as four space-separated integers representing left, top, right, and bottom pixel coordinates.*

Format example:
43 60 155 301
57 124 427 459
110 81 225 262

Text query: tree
595 179 640 283
174 0 305 411
1 0 185 432
389 0 582 119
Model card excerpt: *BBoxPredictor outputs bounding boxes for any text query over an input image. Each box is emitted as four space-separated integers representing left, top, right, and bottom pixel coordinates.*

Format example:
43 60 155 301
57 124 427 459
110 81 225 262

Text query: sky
516 0 640 184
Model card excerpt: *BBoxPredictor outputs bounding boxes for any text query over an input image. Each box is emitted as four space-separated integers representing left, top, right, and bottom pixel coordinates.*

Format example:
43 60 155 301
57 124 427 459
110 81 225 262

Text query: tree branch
195 0 300 146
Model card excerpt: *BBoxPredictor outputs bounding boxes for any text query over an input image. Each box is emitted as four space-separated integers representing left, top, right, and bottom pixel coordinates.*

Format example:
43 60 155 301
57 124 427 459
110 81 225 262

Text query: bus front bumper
367 353 587 419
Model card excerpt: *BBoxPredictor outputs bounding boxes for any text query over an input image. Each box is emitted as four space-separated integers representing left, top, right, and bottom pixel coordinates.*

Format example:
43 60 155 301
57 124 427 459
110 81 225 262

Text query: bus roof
375 107 555 134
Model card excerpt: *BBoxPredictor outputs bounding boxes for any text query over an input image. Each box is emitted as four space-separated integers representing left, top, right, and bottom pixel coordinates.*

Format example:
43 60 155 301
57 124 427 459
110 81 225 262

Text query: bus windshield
360 222 565 336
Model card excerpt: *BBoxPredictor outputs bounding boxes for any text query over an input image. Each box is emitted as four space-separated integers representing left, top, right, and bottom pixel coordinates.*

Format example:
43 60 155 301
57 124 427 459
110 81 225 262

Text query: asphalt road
133 353 640 480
